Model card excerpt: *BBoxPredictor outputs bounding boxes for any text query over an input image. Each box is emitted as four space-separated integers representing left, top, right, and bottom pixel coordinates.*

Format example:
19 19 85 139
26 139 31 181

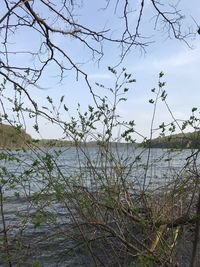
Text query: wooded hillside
0 124 32 149
149 131 200 149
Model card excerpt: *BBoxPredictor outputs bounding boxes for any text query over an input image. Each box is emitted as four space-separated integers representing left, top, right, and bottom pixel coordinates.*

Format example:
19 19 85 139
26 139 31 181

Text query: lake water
0 146 199 266
1 146 197 197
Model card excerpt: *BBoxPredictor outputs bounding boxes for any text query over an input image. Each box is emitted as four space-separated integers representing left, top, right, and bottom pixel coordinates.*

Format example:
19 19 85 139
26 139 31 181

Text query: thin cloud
152 46 200 70
131 44 200 73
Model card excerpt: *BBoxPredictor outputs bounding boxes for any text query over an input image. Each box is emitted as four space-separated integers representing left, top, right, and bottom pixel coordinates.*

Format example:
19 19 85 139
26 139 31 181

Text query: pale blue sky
1 1 200 141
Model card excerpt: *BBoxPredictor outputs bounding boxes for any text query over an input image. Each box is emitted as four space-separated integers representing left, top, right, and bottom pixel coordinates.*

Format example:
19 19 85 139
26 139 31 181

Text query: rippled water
1 146 196 195
0 146 198 266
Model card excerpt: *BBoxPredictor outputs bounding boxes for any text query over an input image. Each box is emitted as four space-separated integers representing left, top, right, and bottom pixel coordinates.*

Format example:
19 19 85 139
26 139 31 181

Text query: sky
1 0 200 141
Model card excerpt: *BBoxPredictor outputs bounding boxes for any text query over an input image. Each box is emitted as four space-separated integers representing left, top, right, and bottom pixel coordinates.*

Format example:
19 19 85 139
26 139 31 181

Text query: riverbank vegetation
1 122 200 150
148 131 200 149
0 1 200 266
0 70 200 266
0 124 32 149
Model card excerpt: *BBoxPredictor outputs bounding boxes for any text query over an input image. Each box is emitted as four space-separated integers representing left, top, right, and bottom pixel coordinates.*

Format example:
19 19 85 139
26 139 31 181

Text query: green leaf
47 96 53 104
192 107 197 112
128 79 136 83
14 192 20 198
64 104 68 111
108 66 117 74
60 95 64 103
33 124 39 132
55 184 62 200
16 239 22 250
32 260 42 267
88 105 94 112
135 155 141 161
159 71 164 78
159 81 165 88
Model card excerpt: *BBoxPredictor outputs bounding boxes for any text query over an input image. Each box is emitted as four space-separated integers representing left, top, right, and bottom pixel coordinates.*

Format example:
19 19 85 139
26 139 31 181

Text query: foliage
0 123 32 149
147 131 200 149
0 70 200 266
0 1 200 266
